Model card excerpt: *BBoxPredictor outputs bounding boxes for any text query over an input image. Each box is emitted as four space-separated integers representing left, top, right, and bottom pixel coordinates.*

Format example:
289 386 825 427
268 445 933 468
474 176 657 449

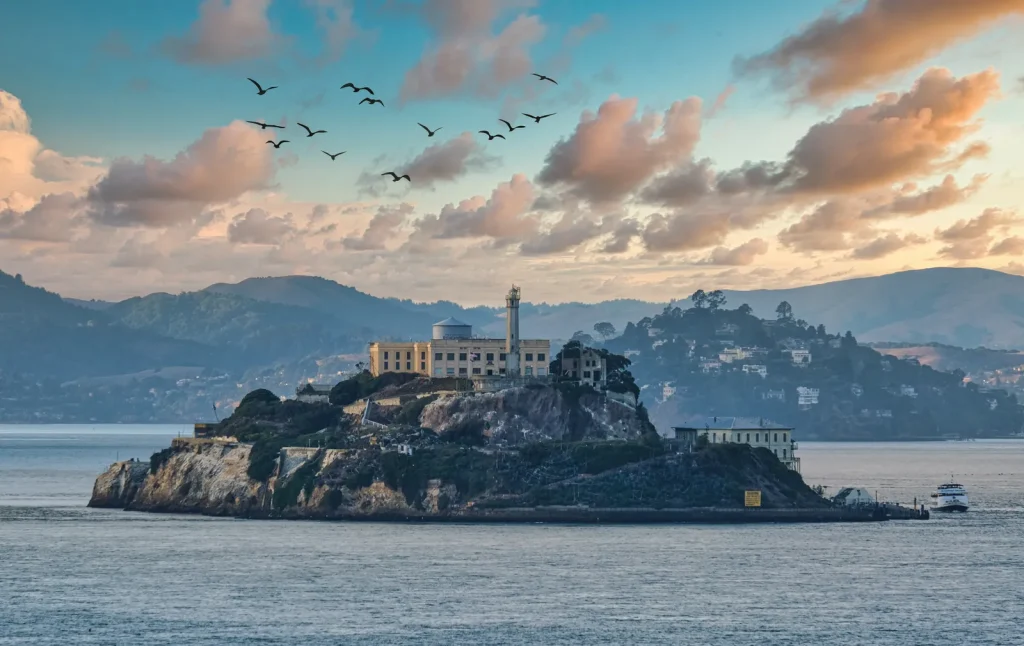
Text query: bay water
1 425 1022 645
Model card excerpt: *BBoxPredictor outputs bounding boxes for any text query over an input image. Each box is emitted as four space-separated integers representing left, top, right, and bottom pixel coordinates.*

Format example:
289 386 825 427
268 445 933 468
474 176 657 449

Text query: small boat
930 480 969 513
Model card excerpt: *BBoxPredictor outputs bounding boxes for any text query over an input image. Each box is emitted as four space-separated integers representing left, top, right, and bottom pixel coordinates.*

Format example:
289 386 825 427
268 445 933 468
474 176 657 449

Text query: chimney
505 285 521 377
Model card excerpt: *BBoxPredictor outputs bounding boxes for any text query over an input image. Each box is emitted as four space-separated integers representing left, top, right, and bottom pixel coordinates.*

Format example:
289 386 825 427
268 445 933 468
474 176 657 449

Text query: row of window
711 432 790 444
432 367 548 377
381 350 546 362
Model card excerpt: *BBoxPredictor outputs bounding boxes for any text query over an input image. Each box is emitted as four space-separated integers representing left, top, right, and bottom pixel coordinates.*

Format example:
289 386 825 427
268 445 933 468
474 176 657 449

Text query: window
486 353 494 361
774 433 778 442
406 352 411 360
459 368 467 375
459 353 467 361
472 368 481 375
420 362 426 371
433 368 442 376
406 362 411 370
487 369 494 375
537 368 546 376
736 433 742 442
593 371 602 382
420 352 426 360
712 433 717 443
782 449 787 458
446 368 455 375
538 353 545 362
383 361 389 370
755 433 759 442
783 433 788 442
525 366 533 376
499 353 506 361
525 353 533 361
499 368 506 375
435 353 443 361
583 371 591 378
447 353 455 361
746 433 750 442
384 351 389 359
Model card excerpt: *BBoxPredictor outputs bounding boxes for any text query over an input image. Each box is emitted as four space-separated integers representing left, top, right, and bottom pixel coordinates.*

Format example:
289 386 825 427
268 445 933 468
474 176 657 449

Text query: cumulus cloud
341 203 413 250
776 68 1000 194
850 233 927 260
305 0 369 64
735 0 1024 103
936 208 1020 259
415 173 538 242
401 132 499 186
227 208 296 244
0 193 83 242
86 121 275 227
161 0 284 65
863 174 987 218
640 211 734 253
400 0 547 102
536 96 702 203
990 236 1024 255
699 238 769 265
519 211 620 256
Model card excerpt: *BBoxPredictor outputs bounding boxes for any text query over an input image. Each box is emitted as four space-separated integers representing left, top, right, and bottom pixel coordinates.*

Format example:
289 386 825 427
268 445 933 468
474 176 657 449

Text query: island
90 369 924 523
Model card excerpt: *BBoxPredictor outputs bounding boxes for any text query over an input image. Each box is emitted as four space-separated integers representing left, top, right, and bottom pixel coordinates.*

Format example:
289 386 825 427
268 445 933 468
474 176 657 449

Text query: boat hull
931 503 969 513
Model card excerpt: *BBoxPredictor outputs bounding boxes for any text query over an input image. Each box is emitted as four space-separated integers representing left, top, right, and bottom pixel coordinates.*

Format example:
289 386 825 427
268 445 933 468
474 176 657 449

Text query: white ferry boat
930 481 969 513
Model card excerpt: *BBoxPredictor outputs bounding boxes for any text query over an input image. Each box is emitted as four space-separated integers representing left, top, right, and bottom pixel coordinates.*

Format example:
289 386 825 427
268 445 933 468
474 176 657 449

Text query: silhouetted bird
478 130 506 141
418 123 442 137
247 78 278 95
532 73 557 85
297 122 326 137
322 150 346 160
381 172 411 182
266 140 290 148
246 121 284 130
360 98 385 106
499 118 525 132
340 83 374 95
523 112 555 123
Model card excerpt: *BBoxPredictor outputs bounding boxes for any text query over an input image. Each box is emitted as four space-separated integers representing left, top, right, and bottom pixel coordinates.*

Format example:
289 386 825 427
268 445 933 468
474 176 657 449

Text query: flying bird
499 118 525 132
523 112 556 123
246 120 284 130
297 122 327 137
322 150 346 160
340 83 374 95
478 130 506 141
418 123 442 137
359 98 385 106
381 172 411 182
532 73 557 85
266 140 290 148
247 78 278 95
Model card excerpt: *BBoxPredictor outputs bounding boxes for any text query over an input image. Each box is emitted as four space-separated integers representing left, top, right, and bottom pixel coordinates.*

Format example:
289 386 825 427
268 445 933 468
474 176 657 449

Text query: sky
2 0 1024 307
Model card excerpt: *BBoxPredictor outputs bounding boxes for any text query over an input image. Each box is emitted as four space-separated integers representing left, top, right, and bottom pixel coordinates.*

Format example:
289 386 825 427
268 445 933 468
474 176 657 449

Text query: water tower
505 285 521 376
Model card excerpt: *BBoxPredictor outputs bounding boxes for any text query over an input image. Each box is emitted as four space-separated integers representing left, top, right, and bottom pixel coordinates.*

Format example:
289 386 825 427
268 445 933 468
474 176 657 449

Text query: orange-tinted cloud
850 233 927 260
161 0 285 65
699 238 769 265
735 0 1024 102
936 207 1020 259
415 173 539 242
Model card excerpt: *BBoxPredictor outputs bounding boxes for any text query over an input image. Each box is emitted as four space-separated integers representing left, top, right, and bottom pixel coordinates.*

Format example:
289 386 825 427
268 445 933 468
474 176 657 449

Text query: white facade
833 487 875 506
719 347 749 363
790 349 811 365
661 383 676 401
900 384 917 398
743 364 767 378
700 360 721 373
295 383 332 404
796 386 819 406
762 389 785 402
692 416 800 472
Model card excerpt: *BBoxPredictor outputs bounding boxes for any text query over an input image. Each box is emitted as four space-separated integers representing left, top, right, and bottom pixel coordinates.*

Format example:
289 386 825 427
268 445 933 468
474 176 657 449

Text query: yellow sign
744 490 762 507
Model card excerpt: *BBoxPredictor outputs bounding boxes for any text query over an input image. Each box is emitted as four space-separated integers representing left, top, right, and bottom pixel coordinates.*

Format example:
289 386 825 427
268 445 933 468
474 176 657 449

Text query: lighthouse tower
505 285 521 377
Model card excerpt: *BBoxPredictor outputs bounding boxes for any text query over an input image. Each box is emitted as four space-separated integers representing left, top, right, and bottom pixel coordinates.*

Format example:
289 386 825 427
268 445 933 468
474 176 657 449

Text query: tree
593 322 616 339
706 289 726 310
842 330 857 350
816 324 827 338
690 289 708 309
737 303 753 316
775 301 793 321
570 330 596 346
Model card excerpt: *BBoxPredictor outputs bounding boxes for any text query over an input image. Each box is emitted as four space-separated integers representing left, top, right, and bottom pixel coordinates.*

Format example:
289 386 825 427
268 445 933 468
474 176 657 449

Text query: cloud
358 133 498 194
161 0 284 65
415 173 538 242
936 207 1019 259
519 212 620 256
776 68 1000 194
536 96 702 203
399 0 547 102
699 238 769 265
705 85 735 118
850 233 927 259
86 120 275 227
0 193 83 242
641 159 716 207
341 203 413 250
640 211 734 253
735 0 1024 103
305 0 368 64
863 174 987 218
989 236 1024 255
227 208 296 244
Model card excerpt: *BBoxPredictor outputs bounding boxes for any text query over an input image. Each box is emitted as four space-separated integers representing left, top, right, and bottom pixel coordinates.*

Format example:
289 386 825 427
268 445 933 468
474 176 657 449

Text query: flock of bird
244 74 559 183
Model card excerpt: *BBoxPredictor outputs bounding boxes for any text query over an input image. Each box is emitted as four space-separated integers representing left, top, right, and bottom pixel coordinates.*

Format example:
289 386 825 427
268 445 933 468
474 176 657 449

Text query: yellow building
369 286 551 379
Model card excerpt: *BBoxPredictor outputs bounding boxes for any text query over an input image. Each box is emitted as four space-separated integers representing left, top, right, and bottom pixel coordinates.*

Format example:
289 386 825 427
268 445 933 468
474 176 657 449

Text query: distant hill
720 268 1024 349
0 270 223 380
868 342 1024 374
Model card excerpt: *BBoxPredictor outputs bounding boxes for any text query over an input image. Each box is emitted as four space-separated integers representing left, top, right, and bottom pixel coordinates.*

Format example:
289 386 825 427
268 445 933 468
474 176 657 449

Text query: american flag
470 352 481 361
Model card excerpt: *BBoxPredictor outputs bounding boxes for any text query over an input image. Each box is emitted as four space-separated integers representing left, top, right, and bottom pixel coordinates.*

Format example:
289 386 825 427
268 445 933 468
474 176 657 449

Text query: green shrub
394 394 438 426
272 451 323 510
149 447 176 475
247 439 283 481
